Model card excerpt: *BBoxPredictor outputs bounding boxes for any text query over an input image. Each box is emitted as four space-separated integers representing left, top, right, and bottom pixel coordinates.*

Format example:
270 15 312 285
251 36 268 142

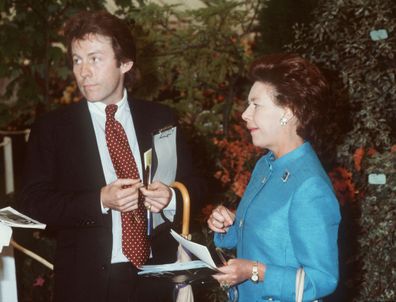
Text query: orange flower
328 167 357 206
391 145 396 153
353 147 365 171
232 170 251 197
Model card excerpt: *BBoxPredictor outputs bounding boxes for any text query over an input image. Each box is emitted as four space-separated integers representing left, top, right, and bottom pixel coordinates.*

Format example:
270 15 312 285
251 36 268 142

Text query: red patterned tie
105 104 150 267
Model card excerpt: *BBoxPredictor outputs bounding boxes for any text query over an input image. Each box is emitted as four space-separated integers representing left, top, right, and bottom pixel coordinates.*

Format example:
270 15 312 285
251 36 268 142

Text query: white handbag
295 268 319 302
295 268 305 302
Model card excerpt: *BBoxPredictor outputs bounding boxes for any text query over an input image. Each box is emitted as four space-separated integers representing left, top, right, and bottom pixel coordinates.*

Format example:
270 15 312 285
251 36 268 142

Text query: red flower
33 276 45 287
366 147 377 156
328 167 357 206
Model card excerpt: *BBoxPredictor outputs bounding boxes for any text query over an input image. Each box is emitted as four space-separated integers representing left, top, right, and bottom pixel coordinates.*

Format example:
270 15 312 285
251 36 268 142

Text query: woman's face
242 81 293 153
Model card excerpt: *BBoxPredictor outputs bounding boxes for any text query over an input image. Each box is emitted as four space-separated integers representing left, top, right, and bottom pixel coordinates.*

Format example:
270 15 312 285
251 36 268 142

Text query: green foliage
358 150 396 301
255 0 318 54
287 0 396 301
0 0 107 129
117 1 264 138
287 0 395 154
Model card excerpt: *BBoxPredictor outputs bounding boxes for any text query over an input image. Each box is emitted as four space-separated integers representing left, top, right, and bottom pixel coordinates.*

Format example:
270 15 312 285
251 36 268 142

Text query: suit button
239 220 243 227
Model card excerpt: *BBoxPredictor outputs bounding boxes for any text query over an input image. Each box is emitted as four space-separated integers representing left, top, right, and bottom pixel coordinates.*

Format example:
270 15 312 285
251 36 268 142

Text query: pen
144 166 150 189
143 165 152 236
216 248 228 266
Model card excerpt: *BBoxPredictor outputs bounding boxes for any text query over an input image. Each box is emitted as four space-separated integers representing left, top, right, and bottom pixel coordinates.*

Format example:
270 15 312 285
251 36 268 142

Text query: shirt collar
87 89 129 117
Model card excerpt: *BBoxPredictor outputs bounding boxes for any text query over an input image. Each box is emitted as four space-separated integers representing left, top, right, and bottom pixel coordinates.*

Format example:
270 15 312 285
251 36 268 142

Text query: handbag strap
295 268 305 302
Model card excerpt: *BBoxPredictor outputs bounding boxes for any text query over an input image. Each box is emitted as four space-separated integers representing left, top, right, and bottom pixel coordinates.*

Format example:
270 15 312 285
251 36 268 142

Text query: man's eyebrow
72 50 104 57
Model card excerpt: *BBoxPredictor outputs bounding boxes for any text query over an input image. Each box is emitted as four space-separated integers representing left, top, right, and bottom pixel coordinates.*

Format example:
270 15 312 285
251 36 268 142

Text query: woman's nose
241 104 252 121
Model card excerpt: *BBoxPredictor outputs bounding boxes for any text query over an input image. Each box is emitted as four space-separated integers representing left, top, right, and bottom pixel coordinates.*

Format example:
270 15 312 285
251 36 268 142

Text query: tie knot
105 104 118 119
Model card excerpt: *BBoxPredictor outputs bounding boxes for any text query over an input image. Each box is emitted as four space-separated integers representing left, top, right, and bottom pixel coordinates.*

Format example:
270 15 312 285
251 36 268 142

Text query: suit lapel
128 98 152 169
68 101 106 188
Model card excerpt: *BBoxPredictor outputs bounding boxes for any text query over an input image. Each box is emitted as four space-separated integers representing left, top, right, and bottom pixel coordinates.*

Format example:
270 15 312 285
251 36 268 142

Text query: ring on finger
221 281 230 290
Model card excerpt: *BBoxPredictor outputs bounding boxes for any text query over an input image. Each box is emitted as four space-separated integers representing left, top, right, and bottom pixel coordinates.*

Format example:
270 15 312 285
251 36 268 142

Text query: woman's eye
72 58 81 65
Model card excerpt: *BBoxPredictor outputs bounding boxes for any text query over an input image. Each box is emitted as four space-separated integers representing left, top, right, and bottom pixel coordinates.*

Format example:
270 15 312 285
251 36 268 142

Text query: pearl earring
280 116 288 126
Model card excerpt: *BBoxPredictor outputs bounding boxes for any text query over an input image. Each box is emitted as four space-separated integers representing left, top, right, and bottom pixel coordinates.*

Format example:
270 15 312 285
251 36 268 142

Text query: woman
208 54 340 302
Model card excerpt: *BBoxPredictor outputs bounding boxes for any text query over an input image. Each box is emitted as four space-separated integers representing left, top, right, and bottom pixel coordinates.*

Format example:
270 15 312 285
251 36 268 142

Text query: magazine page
170 229 218 268
0 207 46 229
138 230 221 283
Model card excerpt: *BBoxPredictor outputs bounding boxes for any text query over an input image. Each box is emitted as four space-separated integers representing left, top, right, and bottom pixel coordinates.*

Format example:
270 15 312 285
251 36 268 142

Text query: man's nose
80 63 92 78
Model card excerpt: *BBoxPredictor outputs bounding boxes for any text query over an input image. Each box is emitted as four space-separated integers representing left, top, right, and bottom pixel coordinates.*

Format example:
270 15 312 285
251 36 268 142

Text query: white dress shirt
87 90 175 263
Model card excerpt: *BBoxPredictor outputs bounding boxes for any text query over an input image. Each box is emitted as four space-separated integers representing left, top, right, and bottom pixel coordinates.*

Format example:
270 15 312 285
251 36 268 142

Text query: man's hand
101 179 143 212
140 181 172 213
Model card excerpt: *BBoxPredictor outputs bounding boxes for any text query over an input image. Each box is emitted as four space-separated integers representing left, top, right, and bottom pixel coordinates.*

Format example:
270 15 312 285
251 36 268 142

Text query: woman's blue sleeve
261 177 340 301
214 224 238 249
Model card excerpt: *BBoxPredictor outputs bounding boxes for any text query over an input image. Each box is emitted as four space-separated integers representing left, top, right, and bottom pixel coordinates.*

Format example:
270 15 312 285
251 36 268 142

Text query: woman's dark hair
64 10 137 86
249 53 331 145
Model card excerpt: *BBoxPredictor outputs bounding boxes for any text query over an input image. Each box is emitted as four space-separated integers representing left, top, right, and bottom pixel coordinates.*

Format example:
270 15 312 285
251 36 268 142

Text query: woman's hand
213 258 262 287
207 205 235 233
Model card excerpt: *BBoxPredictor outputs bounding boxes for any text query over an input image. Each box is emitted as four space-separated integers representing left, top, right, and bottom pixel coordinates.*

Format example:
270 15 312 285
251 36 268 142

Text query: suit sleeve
259 177 340 301
17 116 105 228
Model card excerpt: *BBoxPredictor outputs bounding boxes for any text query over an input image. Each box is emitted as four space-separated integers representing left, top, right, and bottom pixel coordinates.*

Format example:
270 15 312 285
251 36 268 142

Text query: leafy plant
287 1 396 301
0 0 107 129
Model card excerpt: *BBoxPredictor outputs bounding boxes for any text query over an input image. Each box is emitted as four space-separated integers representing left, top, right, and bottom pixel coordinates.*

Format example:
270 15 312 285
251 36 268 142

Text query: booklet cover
150 125 177 186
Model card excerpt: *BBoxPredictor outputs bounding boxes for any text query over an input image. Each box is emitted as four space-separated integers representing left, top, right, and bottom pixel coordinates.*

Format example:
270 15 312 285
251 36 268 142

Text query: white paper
0 244 18 302
138 229 219 276
0 207 46 229
138 260 211 275
152 126 177 186
170 229 217 269
0 225 12 252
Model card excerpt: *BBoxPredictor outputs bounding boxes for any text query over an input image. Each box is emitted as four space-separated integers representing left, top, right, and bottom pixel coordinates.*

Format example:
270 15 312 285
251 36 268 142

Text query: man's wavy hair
64 10 137 87
249 53 331 146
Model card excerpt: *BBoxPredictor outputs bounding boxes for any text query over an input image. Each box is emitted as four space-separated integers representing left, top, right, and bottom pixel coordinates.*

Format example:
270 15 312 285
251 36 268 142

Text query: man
18 10 205 302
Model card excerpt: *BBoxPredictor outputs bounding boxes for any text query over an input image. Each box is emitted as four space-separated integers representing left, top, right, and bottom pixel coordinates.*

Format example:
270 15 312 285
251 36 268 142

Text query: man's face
71 33 133 105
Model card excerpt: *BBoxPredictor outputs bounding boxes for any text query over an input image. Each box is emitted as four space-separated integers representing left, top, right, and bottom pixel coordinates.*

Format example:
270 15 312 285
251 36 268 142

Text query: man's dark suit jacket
18 98 205 302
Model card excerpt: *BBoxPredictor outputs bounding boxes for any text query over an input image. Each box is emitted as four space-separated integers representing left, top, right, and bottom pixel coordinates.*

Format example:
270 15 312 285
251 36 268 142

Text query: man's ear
120 61 133 74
